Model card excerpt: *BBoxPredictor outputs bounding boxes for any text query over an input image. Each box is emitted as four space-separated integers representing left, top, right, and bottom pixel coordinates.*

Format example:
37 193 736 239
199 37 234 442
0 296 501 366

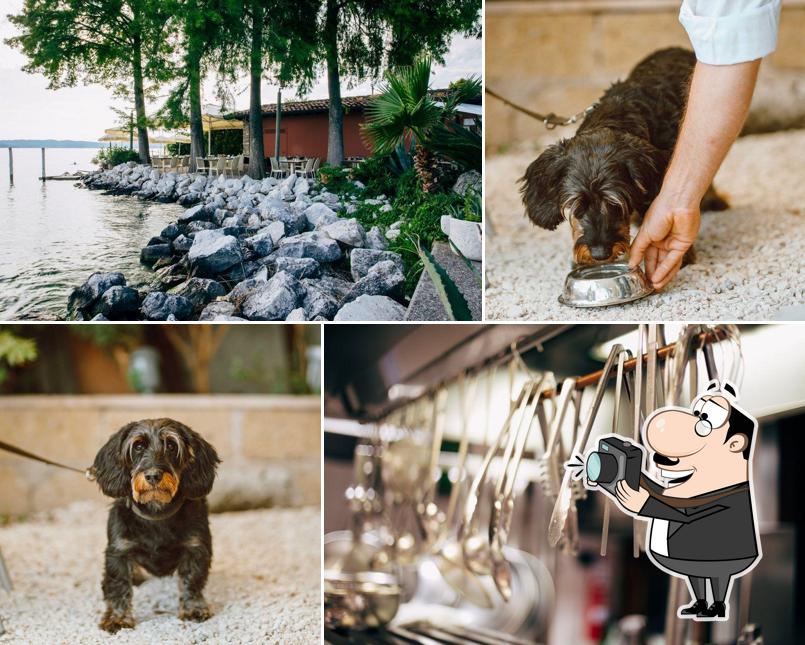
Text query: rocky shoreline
69 162 411 321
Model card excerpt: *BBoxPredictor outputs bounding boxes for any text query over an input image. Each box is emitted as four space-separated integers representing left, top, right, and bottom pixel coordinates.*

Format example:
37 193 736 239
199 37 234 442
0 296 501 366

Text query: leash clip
85 467 97 482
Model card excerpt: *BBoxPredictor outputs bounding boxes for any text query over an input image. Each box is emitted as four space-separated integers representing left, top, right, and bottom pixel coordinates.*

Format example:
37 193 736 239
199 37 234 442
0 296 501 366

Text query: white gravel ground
0 502 320 644
485 129 805 320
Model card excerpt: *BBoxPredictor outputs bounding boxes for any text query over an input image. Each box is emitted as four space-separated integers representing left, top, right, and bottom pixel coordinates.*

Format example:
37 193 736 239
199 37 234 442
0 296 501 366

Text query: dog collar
125 496 185 521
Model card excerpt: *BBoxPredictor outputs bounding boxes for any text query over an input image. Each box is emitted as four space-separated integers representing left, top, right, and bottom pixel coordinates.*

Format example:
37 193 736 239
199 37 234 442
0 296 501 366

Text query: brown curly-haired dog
520 47 728 266
92 418 220 633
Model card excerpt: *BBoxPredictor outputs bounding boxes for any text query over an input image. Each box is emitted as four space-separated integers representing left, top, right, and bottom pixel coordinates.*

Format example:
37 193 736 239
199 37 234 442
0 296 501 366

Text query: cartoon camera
585 436 643 495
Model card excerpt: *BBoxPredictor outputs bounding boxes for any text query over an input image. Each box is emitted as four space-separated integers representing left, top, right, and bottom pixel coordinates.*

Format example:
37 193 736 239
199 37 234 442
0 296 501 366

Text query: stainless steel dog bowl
559 262 653 307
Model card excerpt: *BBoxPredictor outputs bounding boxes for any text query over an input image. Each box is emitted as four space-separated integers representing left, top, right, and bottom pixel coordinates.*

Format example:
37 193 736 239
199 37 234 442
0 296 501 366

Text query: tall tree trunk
132 36 150 165
247 0 265 179
187 39 205 173
325 0 344 167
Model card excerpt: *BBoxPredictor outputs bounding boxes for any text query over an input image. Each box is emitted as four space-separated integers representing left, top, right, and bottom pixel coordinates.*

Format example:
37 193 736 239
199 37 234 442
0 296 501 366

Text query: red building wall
261 111 370 160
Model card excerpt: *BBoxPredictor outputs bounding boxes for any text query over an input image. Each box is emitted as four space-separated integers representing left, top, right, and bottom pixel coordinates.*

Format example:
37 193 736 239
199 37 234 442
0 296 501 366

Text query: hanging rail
369 325 729 422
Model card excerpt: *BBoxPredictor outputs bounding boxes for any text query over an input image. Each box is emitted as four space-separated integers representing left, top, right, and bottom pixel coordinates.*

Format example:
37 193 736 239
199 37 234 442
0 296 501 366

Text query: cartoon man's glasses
691 397 730 437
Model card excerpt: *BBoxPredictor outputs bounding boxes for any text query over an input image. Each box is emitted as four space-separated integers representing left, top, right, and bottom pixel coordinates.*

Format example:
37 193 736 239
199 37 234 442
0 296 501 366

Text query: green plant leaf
414 239 473 321
0 331 38 366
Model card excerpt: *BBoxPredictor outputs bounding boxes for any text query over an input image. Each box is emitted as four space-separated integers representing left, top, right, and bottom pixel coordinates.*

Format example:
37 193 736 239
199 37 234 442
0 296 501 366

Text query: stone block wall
486 0 805 152
0 395 320 516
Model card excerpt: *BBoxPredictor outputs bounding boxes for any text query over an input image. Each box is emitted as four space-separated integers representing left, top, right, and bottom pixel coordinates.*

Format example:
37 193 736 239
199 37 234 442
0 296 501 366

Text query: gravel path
0 502 320 644
485 129 805 320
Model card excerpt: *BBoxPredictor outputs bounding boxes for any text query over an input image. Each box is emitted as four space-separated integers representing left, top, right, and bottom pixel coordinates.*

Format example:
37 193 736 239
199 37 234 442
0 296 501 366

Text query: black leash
0 439 95 480
485 86 597 129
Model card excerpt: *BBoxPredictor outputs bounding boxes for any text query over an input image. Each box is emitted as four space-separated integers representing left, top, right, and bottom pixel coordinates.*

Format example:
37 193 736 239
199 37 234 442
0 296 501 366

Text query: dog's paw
99 608 135 633
179 599 212 622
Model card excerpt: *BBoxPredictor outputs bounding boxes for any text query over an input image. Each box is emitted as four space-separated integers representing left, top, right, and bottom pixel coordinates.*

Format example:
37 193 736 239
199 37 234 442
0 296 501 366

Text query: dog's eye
166 441 178 454
133 441 145 453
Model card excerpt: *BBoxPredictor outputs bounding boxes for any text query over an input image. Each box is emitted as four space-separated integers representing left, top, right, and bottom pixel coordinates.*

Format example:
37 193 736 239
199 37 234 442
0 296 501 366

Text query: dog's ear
519 140 569 230
176 422 221 499
93 423 135 498
619 134 668 204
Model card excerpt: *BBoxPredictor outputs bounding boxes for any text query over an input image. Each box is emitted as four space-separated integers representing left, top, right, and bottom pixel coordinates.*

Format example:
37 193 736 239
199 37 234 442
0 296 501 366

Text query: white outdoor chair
269 157 286 178
302 157 315 178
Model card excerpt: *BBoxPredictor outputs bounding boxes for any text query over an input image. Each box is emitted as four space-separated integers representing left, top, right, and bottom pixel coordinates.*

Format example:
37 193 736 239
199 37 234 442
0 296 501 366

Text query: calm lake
0 147 183 319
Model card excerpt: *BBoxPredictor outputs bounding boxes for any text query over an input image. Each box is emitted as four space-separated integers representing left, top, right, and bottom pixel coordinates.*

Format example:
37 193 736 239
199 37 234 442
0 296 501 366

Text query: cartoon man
583 380 761 621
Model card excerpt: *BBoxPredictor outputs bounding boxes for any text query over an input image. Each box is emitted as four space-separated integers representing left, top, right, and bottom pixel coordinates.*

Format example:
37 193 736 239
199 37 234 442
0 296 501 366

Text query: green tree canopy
321 0 481 166
7 0 173 164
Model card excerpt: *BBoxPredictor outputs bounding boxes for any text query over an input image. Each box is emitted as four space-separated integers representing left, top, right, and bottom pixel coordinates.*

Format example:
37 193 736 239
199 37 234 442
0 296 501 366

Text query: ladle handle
459 382 532 536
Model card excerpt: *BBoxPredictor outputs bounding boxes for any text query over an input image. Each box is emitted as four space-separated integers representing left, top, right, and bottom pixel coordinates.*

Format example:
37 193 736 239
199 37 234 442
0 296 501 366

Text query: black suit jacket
638 478 759 561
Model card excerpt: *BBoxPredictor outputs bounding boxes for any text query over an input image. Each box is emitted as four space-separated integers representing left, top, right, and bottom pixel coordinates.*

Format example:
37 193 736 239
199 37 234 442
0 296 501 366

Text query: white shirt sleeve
679 0 782 65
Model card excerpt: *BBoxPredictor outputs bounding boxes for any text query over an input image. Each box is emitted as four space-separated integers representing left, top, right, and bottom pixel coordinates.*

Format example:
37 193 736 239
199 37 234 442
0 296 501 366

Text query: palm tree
363 59 482 191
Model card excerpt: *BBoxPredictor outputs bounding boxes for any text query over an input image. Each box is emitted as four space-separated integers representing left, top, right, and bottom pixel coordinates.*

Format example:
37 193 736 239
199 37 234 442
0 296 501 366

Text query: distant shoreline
0 140 103 149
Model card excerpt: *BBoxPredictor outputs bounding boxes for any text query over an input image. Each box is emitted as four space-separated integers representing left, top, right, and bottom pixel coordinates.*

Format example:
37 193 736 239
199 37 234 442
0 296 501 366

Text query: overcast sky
0 1 481 140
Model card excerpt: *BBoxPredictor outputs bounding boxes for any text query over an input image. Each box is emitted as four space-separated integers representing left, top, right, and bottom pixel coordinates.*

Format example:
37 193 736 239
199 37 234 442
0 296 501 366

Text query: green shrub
352 155 398 198
324 166 466 299
166 142 190 156
317 164 360 197
211 129 243 156
386 170 464 296
95 146 140 167
446 187 481 222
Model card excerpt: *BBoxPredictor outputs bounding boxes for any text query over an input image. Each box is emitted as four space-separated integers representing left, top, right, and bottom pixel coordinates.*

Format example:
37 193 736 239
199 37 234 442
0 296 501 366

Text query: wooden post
40 147 46 181
7 148 12 185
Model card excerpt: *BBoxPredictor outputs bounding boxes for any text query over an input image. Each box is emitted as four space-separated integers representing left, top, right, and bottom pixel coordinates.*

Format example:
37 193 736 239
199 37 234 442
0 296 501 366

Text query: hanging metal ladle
548 343 625 548
488 375 554 601
431 373 494 607
457 380 538 582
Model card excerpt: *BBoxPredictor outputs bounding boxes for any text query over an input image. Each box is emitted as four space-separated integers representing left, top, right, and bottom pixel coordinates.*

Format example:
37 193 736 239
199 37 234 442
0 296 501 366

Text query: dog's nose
590 245 611 261
143 469 163 485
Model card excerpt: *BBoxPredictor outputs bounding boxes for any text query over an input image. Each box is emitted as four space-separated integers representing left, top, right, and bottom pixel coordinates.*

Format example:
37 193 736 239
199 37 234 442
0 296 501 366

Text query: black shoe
697 601 726 618
679 600 708 616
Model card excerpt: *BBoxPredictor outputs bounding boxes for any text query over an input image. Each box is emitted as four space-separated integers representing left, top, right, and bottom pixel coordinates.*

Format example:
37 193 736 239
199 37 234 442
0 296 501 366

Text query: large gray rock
140 243 172 266
350 248 405 281
241 271 305 321
275 256 320 279
302 282 340 320
322 218 366 247
277 232 342 263
366 226 388 251
188 231 242 277
160 223 180 240
304 274 353 303
334 295 407 321
199 301 236 320
228 276 268 310
452 170 482 196
345 260 404 303
264 220 286 245
67 272 126 316
141 292 193 320
285 307 307 321
185 220 218 234
304 202 337 229
93 285 140 320
273 208 307 236
169 278 227 313
172 234 193 253
178 203 214 224
246 228 276 257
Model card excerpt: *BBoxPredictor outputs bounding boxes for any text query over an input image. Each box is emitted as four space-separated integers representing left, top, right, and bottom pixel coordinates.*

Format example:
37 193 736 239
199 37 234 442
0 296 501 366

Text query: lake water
0 147 183 319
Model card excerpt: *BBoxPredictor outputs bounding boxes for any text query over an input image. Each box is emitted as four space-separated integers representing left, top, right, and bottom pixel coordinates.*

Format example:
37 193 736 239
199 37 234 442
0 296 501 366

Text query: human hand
615 480 649 514
629 195 700 290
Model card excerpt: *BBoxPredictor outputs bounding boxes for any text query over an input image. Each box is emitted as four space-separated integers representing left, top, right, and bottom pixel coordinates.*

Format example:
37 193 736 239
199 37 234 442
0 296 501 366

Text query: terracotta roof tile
226 89 479 120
